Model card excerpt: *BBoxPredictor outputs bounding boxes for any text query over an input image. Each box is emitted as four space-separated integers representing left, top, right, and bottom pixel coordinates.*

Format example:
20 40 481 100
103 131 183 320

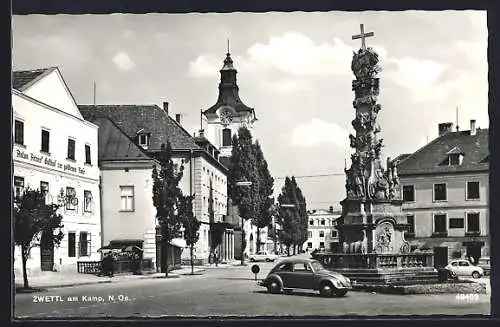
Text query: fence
77 258 155 275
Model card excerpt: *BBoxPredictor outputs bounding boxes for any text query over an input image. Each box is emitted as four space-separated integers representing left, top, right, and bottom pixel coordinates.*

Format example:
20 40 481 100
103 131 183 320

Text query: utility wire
273 173 345 180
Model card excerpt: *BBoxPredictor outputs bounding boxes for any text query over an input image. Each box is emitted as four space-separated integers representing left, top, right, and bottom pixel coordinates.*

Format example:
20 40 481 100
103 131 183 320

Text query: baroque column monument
313 24 437 284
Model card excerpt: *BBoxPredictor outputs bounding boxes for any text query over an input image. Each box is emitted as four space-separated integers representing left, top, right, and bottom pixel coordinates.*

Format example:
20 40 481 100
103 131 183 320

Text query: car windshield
310 261 325 272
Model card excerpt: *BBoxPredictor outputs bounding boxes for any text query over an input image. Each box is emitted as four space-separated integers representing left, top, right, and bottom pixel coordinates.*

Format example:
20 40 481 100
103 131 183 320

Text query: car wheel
250 258 255 262
472 271 481 279
265 258 271 262
267 279 282 294
333 289 348 297
319 282 334 297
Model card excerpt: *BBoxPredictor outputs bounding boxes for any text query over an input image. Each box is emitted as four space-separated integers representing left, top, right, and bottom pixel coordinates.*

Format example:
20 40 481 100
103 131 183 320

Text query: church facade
201 50 260 258
13 67 102 275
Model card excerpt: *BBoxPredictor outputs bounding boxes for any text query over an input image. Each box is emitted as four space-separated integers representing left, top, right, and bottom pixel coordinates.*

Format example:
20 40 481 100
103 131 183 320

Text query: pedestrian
214 249 219 267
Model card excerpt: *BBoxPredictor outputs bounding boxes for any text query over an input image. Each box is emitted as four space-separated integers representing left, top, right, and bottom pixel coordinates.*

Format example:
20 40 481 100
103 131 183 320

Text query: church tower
202 47 257 159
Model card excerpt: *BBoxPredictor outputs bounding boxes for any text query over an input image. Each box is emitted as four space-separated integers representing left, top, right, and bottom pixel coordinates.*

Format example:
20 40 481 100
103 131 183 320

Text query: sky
12 10 488 208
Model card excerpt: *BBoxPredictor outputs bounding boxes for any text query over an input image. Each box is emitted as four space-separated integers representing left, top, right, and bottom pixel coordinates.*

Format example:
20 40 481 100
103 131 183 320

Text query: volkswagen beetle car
445 259 484 279
258 258 352 297
249 251 279 262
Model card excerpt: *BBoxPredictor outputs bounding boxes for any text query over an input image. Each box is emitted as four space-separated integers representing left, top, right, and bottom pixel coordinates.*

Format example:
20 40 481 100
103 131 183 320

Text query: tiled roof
90 117 152 162
78 104 201 151
397 128 489 175
12 67 55 90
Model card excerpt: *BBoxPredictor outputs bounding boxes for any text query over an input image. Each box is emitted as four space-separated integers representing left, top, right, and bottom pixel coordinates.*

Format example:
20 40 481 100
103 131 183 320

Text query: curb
16 280 112 292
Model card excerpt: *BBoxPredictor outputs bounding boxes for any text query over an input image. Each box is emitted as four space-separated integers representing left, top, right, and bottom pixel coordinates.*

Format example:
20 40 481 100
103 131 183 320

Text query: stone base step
331 268 439 285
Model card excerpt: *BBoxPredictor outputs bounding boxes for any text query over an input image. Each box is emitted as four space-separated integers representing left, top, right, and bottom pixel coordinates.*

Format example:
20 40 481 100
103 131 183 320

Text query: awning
169 238 187 248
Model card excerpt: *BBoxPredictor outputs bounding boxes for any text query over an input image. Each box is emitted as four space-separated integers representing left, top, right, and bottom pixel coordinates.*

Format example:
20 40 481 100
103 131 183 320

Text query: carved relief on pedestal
375 221 394 254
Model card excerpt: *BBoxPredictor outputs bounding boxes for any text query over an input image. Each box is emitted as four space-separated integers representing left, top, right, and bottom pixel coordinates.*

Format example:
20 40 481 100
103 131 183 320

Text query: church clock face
219 109 234 126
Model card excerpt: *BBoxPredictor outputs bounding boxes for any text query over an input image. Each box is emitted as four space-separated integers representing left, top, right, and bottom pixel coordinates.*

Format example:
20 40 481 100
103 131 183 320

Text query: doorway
433 247 448 268
465 242 483 264
40 231 54 271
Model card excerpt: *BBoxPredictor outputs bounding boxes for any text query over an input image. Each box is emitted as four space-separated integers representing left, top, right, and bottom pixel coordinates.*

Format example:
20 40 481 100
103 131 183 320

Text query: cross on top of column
352 23 374 50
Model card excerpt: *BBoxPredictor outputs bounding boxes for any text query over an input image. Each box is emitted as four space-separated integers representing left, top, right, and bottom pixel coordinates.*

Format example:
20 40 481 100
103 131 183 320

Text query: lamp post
235 181 252 265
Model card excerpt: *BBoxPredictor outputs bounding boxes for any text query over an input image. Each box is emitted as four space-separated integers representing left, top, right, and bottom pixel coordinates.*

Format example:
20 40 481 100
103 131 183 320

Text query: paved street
15 260 490 318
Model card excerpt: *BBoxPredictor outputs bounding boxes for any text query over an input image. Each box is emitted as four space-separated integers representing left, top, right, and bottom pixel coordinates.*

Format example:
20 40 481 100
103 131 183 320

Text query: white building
13 67 101 275
303 207 342 252
202 51 259 259
78 103 231 265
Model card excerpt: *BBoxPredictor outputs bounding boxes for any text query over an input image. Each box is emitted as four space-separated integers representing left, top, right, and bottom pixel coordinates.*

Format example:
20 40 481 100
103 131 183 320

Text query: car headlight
345 277 351 284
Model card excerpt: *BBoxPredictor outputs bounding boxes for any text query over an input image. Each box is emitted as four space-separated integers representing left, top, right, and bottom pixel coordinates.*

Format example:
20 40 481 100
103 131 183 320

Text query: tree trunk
256 226 261 253
21 245 29 289
190 246 194 275
286 246 290 256
164 242 169 278
240 225 246 265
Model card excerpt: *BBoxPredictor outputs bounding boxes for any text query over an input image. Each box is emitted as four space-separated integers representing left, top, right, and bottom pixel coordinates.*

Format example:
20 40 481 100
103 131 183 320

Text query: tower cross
352 23 374 50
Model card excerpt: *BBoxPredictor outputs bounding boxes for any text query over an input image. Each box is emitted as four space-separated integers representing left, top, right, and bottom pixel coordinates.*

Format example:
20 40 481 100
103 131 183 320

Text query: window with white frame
433 183 447 201
319 231 325 238
433 214 447 234
83 190 93 213
307 231 312 238
466 213 480 233
85 144 91 165
65 187 77 210
78 231 90 257
14 120 24 145
67 138 76 160
331 230 337 238
120 186 134 211
466 181 480 200
138 133 150 148
402 185 415 202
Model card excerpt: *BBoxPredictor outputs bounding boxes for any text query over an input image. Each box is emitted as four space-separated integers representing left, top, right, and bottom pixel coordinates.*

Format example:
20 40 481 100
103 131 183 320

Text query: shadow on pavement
253 289 344 299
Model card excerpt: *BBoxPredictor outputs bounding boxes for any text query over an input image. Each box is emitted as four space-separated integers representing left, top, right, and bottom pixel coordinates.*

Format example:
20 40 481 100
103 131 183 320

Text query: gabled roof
447 146 464 155
90 117 152 162
78 104 201 151
397 128 489 175
12 67 56 91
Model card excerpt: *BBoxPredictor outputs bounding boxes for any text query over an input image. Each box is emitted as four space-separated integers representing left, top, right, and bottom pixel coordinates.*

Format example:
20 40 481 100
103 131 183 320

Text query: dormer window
447 146 464 166
449 153 460 165
138 133 150 149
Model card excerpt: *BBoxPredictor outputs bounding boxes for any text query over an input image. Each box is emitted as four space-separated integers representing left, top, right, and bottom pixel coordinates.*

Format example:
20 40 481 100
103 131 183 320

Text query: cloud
387 58 447 102
112 52 135 71
291 118 349 148
261 79 312 93
188 54 220 78
245 32 355 76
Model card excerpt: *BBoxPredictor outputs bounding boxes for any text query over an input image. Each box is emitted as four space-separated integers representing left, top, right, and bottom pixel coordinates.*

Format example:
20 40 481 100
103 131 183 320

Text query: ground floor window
319 242 324 248
307 242 312 248
79 232 90 257
68 232 76 257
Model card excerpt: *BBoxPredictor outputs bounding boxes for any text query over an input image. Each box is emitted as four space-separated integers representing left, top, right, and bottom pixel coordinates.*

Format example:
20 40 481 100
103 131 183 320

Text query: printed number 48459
456 294 479 302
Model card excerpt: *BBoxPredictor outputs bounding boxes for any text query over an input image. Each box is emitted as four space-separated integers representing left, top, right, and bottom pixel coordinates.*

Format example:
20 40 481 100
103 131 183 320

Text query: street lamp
235 180 252 265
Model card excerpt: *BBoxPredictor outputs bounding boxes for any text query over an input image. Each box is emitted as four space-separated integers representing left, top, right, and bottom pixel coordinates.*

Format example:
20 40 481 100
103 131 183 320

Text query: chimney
329 206 334 213
199 129 205 138
438 122 453 136
175 114 181 124
162 102 169 115
470 119 476 136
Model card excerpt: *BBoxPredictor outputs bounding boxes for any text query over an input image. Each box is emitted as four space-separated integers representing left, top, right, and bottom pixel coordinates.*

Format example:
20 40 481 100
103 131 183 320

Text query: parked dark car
258 258 352 297
477 257 490 276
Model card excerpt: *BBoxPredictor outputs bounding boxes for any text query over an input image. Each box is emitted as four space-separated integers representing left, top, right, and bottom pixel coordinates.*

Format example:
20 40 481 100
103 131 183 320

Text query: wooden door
40 232 54 271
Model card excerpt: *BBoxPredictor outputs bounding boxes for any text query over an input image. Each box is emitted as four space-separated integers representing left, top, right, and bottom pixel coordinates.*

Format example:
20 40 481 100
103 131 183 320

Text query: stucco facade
13 68 101 275
302 209 341 252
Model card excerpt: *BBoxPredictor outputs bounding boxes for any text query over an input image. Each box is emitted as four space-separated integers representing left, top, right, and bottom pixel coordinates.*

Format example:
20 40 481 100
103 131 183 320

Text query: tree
178 194 201 275
14 187 64 289
253 140 274 253
152 142 184 277
227 126 259 264
277 176 308 255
